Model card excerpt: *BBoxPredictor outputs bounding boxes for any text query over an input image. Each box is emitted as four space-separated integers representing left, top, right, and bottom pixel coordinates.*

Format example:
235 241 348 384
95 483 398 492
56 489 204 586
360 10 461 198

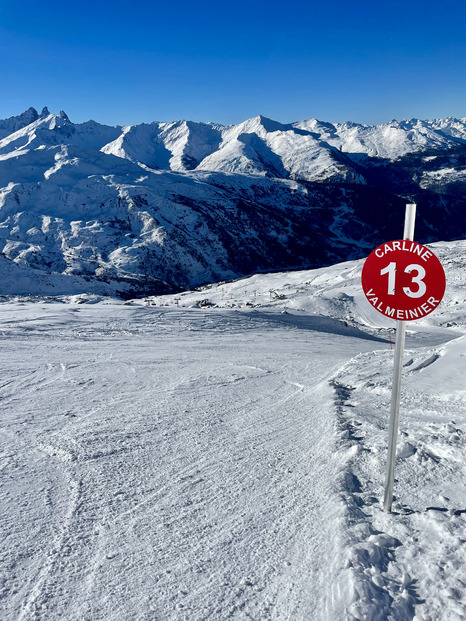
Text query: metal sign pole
383 203 416 513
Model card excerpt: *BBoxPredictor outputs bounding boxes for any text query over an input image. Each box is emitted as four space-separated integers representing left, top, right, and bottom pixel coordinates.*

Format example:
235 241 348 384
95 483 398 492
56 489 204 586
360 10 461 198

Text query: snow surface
1 240 465 620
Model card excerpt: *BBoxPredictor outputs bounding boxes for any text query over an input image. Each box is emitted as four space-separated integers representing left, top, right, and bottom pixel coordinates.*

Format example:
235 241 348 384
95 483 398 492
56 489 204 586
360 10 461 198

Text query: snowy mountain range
1 107 465 297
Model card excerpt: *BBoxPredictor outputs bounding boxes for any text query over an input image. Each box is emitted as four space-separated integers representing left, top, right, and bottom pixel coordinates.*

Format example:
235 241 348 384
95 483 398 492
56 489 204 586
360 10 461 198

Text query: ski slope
1 242 465 620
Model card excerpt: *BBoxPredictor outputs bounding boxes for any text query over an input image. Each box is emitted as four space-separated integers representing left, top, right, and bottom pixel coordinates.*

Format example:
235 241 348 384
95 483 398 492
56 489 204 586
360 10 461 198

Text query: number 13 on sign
362 240 445 321
380 262 427 298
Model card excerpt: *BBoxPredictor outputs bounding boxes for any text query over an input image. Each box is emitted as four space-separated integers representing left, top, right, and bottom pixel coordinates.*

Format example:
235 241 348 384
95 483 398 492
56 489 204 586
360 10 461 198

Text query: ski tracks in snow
0 304 402 619
17 473 83 621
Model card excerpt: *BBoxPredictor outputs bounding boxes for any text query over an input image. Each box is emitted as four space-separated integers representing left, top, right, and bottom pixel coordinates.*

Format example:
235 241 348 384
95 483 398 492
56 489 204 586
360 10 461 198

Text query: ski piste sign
361 239 446 321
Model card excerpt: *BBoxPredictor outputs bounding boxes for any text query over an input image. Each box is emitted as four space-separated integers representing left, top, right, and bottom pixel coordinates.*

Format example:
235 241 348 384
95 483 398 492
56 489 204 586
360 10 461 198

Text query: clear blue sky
0 0 465 127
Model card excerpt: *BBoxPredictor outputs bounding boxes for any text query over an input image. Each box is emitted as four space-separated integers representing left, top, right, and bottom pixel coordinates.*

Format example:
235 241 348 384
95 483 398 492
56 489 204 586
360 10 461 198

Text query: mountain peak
254 115 289 132
0 107 40 138
235 115 291 136
18 107 40 123
40 106 51 117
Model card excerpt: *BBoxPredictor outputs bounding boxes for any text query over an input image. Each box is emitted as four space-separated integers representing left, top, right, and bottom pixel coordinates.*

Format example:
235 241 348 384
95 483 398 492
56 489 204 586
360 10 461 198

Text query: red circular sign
361 240 446 321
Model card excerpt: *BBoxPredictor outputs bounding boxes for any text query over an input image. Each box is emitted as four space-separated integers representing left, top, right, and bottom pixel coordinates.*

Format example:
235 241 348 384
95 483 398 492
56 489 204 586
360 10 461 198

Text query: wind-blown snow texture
0 108 465 297
1 240 465 620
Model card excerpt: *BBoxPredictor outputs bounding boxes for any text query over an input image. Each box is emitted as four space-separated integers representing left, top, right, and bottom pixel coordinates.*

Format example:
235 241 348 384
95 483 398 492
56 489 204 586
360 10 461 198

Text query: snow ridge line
329 371 418 621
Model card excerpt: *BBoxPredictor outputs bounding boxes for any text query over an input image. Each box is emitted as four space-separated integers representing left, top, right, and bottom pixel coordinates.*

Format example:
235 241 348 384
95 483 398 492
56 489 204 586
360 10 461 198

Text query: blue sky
0 0 465 126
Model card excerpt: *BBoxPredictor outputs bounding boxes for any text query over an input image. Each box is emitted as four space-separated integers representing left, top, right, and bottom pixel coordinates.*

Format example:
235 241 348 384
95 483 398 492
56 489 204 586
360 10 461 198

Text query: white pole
403 203 416 241
383 203 416 513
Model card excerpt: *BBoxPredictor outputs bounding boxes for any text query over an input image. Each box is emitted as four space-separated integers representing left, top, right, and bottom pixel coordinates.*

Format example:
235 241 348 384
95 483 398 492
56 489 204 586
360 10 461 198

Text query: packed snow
1 240 465 620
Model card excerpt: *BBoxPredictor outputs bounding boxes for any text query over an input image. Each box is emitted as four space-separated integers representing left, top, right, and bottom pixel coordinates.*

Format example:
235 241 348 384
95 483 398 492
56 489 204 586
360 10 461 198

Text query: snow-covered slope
102 120 223 172
133 238 466 618
1 238 465 619
141 239 466 335
194 115 365 182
